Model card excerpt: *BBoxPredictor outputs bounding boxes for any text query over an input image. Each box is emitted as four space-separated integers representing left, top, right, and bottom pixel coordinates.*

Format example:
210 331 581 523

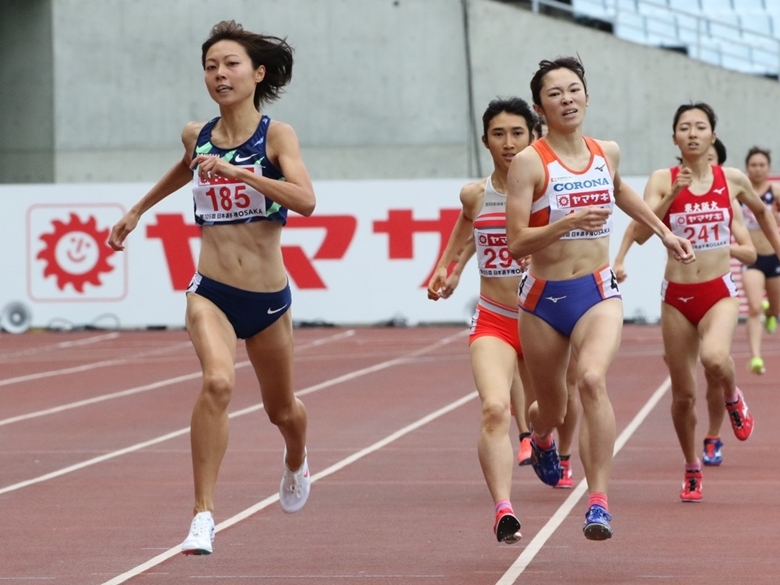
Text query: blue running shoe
530 438 560 486
702 437 723 466
583 504 613 541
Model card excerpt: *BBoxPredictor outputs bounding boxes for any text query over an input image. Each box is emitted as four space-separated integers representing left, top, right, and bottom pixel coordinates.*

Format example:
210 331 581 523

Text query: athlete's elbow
295 195 316 217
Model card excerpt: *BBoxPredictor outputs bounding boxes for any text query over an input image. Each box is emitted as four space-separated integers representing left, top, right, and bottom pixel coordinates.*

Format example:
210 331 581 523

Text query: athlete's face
673 109 714 160
482 112 532 173
746 153 770 183
535 68 588 130
203 40 265 106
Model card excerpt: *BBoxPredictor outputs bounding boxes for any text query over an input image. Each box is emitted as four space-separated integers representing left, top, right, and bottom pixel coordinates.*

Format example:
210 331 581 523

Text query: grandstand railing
524 0 780 79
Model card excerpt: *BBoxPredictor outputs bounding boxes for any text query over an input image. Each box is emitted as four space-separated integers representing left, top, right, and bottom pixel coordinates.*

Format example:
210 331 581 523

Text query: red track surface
0 324 778 584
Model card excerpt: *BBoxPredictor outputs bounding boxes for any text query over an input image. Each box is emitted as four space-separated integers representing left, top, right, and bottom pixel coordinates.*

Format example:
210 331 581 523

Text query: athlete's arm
441 236 476 299
632 167 688 244
428 182 482 300
601 139 693 263
108 122 201 251
730 167 780 259
612 222 637 283
505 147 607 259
730 202 757 265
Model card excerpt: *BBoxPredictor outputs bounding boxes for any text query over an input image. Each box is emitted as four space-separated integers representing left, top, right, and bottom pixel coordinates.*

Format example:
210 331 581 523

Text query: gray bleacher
566 0 780 77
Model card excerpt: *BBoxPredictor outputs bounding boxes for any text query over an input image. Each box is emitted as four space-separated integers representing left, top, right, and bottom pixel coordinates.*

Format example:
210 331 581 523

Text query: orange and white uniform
517 137 621 337
469 177 525 355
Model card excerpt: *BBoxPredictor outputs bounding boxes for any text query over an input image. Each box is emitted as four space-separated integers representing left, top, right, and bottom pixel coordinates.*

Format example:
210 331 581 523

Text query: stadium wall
3 0 780 185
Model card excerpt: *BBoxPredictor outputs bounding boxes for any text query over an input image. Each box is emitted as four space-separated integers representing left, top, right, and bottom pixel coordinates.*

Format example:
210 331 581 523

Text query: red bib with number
664 165 732 252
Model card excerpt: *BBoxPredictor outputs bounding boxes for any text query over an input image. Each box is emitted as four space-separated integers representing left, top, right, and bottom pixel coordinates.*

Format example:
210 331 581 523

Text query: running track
0 324 778 584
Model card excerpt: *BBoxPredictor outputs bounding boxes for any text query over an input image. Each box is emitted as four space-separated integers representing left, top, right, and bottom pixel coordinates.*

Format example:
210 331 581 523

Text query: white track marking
495 376 672 584
99 390 478 585
0 329 465 498
0 342 193 388
0 332 120 360
0 330 356 427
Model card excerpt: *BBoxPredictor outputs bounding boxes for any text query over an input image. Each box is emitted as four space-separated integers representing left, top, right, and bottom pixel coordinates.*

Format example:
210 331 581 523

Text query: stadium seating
570 0 780 77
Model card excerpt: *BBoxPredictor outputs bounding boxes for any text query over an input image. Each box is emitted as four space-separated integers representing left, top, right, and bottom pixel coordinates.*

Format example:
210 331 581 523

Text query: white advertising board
0 178 671 331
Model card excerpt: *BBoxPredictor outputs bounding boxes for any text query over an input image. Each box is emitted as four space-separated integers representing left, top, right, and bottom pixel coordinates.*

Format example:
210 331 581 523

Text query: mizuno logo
713 187 725 194
545 295 567 303
595 164 605 172
235 153 258 163
267 305 287 314
678 296 694 303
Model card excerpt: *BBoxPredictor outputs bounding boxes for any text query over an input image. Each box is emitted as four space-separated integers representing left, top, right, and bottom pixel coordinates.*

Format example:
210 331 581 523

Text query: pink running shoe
680 469 702 502
493 508 522 544
554 457 574 489
517 434 532 466
726 389 754 441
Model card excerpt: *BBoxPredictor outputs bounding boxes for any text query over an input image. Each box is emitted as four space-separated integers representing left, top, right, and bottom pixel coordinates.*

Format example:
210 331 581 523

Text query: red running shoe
554 457 574 489
726 388 754 441
680 470 703 502
517 434 532 466
493 508 522 544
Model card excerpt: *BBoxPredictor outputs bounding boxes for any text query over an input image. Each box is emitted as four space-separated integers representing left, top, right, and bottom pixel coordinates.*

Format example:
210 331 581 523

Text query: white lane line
0 342 193 388
0 329 466 498
0 330 357 428
0 332 121 361
495 376 672 585
100 390 478 585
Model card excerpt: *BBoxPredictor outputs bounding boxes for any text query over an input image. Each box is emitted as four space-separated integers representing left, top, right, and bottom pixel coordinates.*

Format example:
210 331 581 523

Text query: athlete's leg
569 299 622 496
245 311 308 473
765 273 780 326
186 293 238 515
742 268 766 368
470 337 520 504
698 298 740 438
557 356 580 458
661 304 700 465
509 364 530 434
518 311 569 441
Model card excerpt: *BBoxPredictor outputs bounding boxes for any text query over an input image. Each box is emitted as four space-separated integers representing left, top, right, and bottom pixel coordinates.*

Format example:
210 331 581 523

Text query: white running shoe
279 448 311 514
181 511 215 555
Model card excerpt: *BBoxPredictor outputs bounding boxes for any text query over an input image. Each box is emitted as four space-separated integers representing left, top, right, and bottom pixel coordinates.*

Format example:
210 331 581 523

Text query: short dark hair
201 20 294 109
672 102 717 132
530 57 587 107
481 96 537 139
745 145 771 166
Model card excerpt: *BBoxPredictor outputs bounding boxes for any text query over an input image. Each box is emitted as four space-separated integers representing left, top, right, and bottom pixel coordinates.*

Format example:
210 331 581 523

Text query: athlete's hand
671 166 693 198
427 266 449 301
191 154 243 182
108 211 140 251
441 270 461 299
663 233 696 265
569 206 611 233
613 260 627 283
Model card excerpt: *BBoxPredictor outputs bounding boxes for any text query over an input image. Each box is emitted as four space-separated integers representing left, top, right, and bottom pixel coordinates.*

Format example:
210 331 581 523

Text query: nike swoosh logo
235 153 258 163
267 305 287 314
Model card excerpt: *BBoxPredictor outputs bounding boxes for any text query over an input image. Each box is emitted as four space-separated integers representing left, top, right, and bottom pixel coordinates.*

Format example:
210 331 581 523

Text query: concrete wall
0 0 54 182
2 0 780 184
468 0 780 176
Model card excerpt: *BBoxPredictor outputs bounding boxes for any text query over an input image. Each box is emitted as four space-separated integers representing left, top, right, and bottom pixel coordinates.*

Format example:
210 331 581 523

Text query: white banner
0 178 671 331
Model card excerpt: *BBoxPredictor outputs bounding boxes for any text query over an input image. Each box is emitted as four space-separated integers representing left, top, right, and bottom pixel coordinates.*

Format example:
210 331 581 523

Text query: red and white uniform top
663 165 732 251
528 137 615 240
473 176 525 278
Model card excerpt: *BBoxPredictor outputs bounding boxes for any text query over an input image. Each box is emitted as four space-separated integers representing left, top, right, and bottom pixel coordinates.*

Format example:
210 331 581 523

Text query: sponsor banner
1 177 734 330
